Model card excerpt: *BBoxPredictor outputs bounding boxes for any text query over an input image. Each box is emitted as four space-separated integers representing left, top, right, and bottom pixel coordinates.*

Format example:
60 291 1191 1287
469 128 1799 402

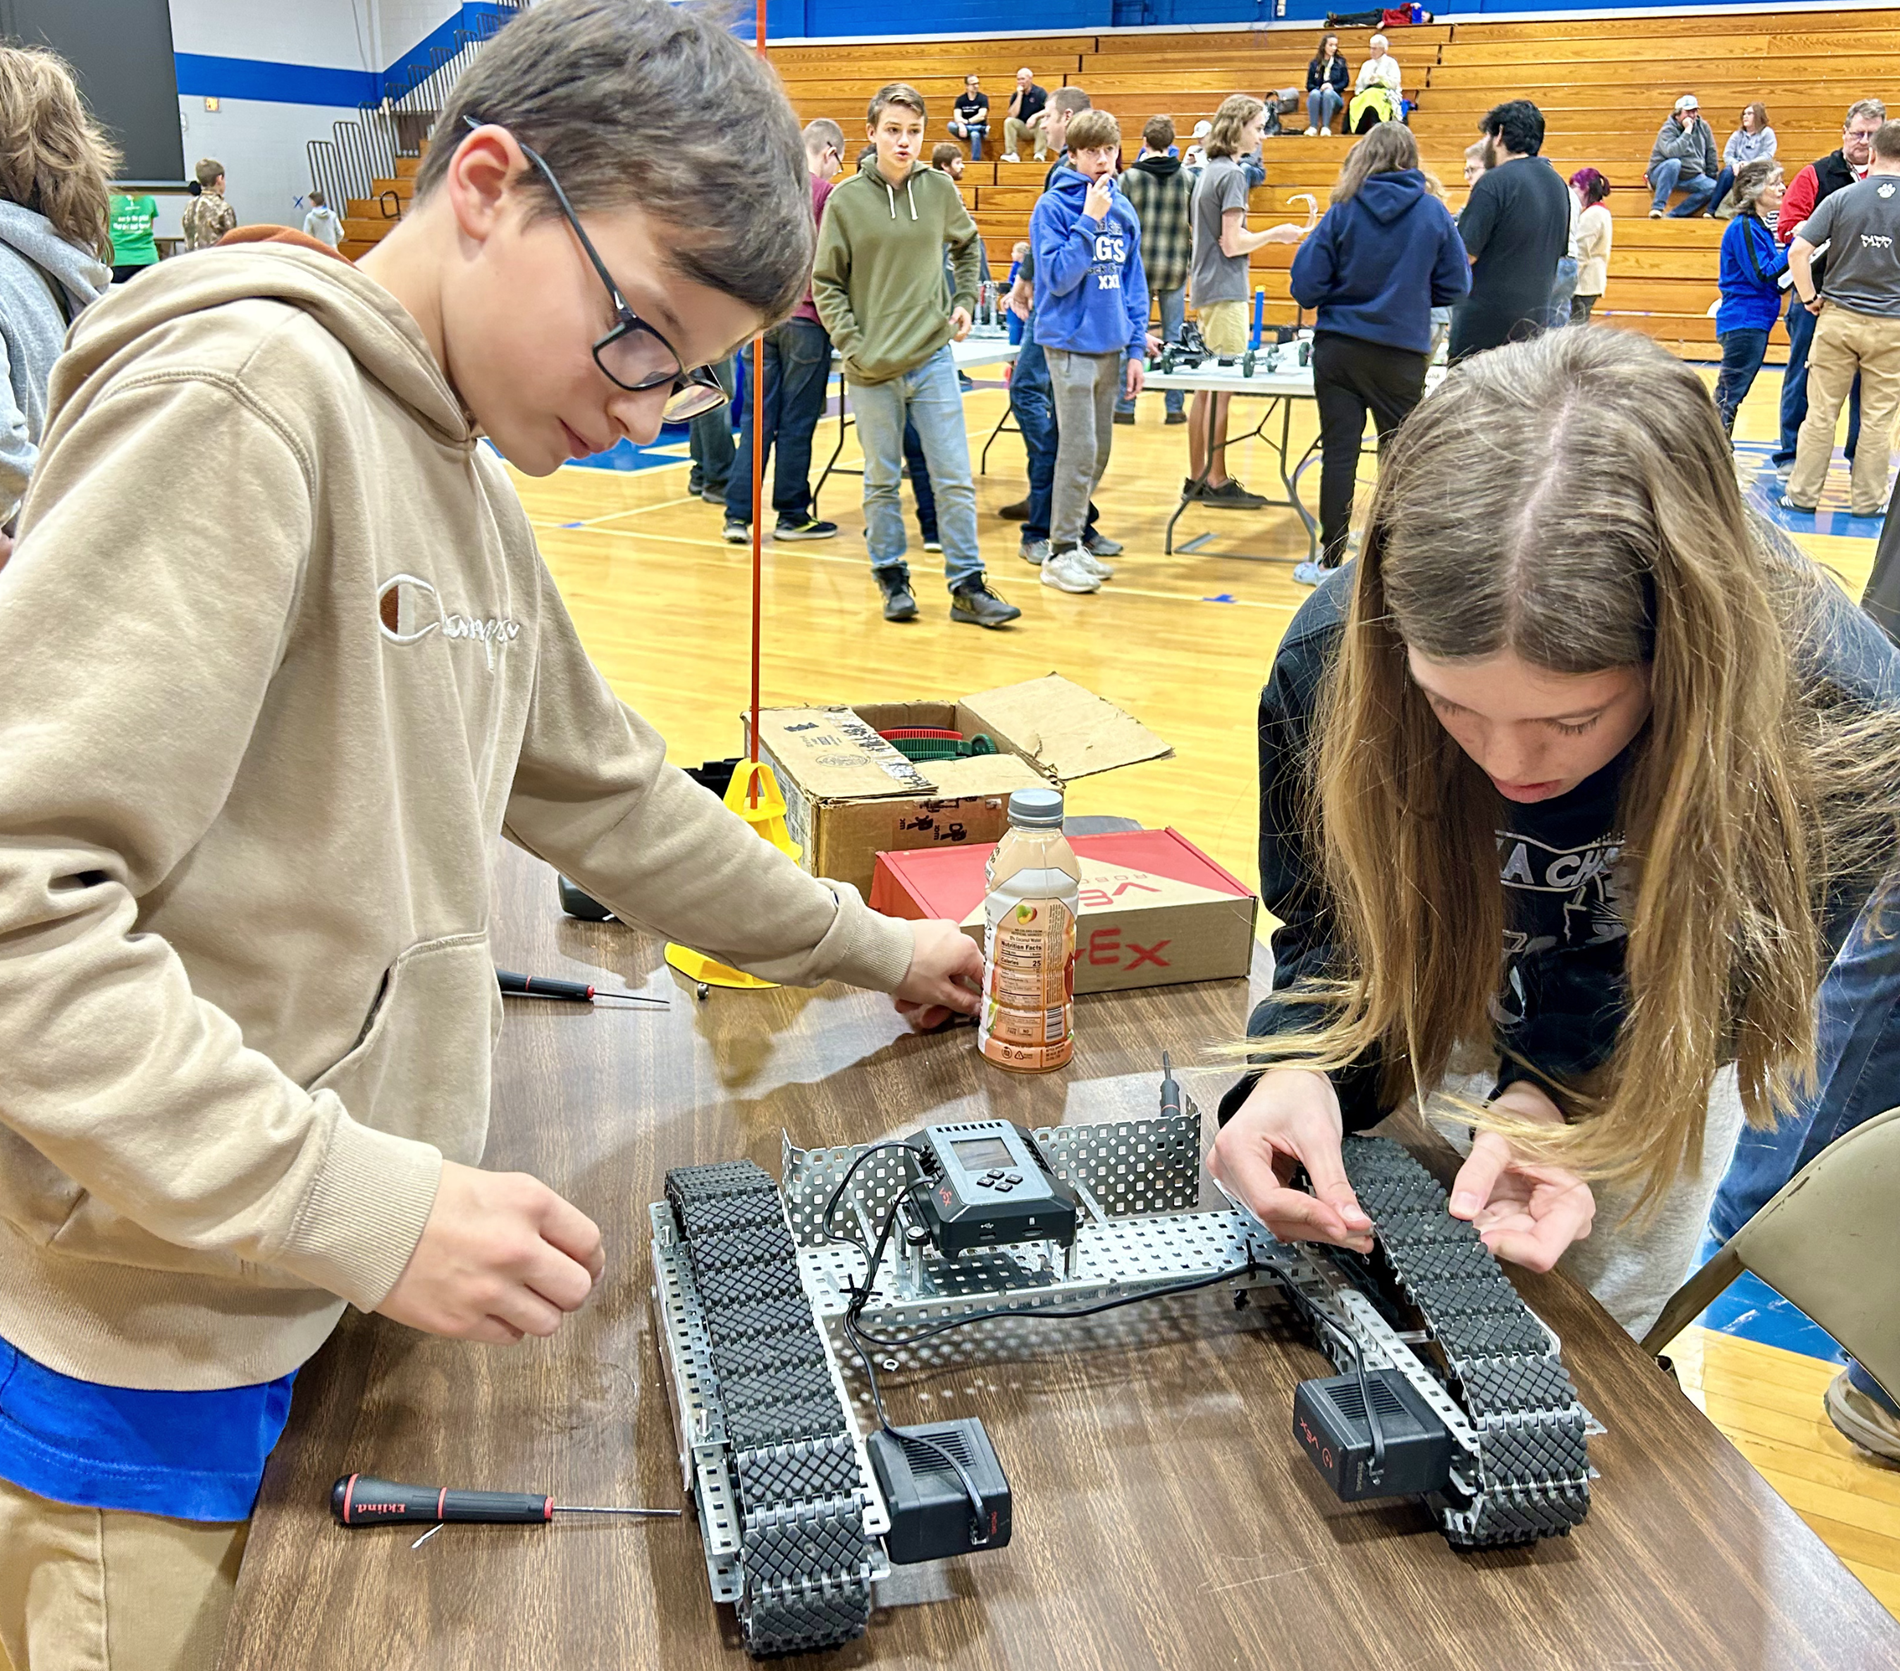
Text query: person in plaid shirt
1115 115 1191 423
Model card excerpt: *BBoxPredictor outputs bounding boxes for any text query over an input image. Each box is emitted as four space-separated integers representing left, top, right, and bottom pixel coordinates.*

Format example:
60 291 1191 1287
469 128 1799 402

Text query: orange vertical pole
747 0 768 797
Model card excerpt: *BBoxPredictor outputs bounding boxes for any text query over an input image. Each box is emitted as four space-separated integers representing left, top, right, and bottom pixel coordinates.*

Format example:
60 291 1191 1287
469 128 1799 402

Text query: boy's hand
892 918 983 1030
376 1160 604 1343
1125 359 1145 400
1263 221 1308 245
950 306 973 342
1084 174 1114 224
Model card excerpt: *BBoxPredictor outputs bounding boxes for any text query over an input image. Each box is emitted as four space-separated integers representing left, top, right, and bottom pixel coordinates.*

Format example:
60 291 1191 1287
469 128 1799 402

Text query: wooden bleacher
772 8 1900 362
333 8 1893 358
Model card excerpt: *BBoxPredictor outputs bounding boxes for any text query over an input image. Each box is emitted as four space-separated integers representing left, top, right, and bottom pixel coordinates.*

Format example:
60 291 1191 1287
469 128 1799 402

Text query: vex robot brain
651 1077 1596 1657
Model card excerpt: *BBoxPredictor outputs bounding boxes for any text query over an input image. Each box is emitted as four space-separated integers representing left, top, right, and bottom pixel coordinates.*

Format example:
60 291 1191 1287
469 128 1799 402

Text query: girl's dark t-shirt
1219 559 1900 1128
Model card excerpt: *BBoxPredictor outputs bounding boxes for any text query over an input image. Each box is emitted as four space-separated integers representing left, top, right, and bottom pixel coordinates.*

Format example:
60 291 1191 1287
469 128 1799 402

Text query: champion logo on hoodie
377 573 521 671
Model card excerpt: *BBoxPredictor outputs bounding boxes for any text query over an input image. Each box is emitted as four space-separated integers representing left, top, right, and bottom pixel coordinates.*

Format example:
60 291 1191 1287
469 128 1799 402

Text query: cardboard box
870 828 1258 993
745 675 1172 897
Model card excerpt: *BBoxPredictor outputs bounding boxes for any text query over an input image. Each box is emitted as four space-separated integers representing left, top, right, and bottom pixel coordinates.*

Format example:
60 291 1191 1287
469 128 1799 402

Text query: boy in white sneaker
1028 110 1148 594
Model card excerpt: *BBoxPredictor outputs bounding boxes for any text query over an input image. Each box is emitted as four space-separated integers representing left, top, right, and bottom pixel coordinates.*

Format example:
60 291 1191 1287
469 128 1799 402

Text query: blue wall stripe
174 4 516 110
173 54 378 109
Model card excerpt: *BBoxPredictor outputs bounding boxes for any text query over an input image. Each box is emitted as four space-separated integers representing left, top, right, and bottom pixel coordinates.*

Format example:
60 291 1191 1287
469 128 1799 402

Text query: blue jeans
1116 285 1185 418
1548 256 1579 328
949 119 986 161
850 344 982 587
1650 158 1719 216
1711 899 1900 1238
1712 164 1735 212
723 319 831 526
1777 291 1862 466
904 421 937 542
1714 327 1771 432
1307 86 1343 131
687 356 737 496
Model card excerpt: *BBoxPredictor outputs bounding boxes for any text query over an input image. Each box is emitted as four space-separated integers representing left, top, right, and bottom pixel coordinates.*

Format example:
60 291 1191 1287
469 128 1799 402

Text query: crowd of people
676 66 1892 614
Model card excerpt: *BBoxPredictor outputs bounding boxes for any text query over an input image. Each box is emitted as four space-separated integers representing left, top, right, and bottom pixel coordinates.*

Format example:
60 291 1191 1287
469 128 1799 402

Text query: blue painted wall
176 2 513 109
764 0 1793 38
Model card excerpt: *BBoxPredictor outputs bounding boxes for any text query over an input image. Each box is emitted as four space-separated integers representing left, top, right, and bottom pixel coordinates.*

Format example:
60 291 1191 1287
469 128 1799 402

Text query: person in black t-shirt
1003 68 1049 161
1449 99 1572 362
1209 329 1900 1352
950 74 990 161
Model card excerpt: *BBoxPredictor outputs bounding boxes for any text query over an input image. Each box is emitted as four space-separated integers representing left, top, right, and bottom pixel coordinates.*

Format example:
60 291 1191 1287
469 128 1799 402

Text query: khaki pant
0 1478 245 1671
1003 115 1046 159
1788 301 1900 515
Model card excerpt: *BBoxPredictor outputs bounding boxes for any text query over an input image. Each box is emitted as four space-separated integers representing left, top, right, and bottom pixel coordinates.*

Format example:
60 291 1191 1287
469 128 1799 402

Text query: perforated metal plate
781 1110 1205 1251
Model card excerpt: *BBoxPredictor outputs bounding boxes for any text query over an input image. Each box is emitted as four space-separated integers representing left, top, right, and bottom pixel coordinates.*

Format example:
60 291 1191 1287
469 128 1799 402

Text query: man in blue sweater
1029 109 1150 596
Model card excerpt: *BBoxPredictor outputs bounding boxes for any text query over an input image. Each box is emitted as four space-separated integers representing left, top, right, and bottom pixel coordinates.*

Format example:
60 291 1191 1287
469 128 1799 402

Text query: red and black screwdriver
496 969 667 1008
331 1474 681 1528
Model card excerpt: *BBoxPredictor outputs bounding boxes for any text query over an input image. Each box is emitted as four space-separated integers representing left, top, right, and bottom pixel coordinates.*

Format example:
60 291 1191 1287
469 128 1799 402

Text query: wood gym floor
508 358 1897 1621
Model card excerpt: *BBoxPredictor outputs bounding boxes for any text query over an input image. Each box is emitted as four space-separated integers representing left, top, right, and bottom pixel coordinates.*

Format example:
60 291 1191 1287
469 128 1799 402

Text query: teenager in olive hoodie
0 6 980 1663
812 82 1019 628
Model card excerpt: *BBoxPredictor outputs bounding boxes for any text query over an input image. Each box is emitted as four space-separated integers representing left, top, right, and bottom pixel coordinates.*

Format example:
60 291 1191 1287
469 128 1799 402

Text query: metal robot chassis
651 1105 1595 1657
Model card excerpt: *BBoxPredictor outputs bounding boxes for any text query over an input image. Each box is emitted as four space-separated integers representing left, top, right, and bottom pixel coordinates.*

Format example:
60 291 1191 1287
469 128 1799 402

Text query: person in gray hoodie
1648 94 1722 217
0 44 115 558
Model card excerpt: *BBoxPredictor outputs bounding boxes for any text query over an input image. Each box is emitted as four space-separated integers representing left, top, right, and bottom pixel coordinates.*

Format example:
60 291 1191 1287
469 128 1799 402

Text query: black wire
819 1140 931 1254
833 1138 1259 1547
840 1176 996 1546
1344 1330 1388 1484
844 1256 1260 1352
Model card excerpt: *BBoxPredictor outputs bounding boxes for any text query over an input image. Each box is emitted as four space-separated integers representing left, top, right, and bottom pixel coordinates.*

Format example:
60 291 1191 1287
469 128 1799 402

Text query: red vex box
870 828 1258 993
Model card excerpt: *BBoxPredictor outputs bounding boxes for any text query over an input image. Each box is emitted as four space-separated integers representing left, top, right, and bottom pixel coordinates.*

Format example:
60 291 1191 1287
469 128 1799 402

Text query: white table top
1144 358 1450 396
1143 360 1315 395
830 334 1019 374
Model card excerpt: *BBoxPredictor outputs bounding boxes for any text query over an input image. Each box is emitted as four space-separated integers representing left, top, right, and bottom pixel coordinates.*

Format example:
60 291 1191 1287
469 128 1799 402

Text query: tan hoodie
0 242 913 1390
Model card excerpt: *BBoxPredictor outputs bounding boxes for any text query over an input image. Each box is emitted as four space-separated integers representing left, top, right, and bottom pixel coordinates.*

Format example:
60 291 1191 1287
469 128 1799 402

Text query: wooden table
220 843 1900 1670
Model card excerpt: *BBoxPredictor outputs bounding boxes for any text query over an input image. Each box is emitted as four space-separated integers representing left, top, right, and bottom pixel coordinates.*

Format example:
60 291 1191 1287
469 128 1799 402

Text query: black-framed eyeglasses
466 119 727 422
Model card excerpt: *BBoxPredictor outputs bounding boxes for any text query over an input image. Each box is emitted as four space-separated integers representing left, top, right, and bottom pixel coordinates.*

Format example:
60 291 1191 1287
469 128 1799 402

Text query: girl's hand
1449 1083 1595 1271
1209 1068 1374 1252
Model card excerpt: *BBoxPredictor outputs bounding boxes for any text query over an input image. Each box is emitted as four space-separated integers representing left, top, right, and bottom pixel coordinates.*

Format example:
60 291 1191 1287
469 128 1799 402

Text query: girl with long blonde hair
1211 329 1900 1347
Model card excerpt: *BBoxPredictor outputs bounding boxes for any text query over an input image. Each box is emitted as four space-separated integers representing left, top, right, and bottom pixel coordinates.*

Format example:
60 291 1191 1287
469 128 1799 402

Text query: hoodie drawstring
878 173 920 221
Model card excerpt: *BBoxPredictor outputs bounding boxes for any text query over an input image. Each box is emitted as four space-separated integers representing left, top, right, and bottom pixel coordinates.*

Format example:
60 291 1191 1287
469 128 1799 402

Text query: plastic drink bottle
978 788 1080 1073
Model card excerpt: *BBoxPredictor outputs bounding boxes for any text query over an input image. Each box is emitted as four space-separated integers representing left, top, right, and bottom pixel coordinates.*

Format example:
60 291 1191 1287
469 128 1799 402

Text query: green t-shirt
109 194 159 267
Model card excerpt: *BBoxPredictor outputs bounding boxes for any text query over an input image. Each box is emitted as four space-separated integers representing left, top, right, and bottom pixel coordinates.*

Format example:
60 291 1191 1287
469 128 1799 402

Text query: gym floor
510 359 1898 1619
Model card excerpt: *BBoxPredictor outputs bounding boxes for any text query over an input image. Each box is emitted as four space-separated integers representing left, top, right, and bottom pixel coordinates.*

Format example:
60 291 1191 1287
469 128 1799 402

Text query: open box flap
958 673 1172 782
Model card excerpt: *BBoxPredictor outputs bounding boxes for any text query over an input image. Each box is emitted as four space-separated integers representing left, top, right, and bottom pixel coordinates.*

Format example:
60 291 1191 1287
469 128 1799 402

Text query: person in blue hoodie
1029 109 1150 596
1713 159 1790 439
1290 122 1469 584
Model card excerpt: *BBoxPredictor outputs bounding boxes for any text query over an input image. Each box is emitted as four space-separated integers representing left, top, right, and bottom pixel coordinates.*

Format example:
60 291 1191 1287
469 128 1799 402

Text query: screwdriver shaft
555 1504 682 1517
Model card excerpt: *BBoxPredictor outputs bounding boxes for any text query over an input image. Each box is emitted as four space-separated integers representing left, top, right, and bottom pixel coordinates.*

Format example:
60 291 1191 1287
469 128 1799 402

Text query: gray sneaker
1020 537 1052 566
1040 547 1102 593
1083 531 1124 559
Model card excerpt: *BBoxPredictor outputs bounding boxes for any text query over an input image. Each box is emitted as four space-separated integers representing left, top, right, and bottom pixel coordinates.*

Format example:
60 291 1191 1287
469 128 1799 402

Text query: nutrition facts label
979 898 1076 1071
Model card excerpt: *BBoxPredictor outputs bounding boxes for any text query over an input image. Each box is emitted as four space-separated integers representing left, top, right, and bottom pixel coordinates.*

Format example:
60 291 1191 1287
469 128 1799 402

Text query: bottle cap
1007 787 1065 828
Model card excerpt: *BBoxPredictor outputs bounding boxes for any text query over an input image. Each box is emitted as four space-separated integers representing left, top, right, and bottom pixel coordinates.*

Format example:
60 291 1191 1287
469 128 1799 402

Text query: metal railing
306 3 525 235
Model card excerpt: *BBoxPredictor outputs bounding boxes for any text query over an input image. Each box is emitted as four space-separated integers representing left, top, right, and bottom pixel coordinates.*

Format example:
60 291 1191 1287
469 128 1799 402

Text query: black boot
876 567 918 622
949 575 1022 628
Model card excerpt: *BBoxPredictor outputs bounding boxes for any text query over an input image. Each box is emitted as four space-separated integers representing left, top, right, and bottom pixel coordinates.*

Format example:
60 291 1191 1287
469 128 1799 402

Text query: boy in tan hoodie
0 3 980 1664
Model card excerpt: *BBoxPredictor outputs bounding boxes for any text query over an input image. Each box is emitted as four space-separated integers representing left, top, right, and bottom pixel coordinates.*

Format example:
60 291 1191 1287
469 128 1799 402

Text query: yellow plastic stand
665 761 804 991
